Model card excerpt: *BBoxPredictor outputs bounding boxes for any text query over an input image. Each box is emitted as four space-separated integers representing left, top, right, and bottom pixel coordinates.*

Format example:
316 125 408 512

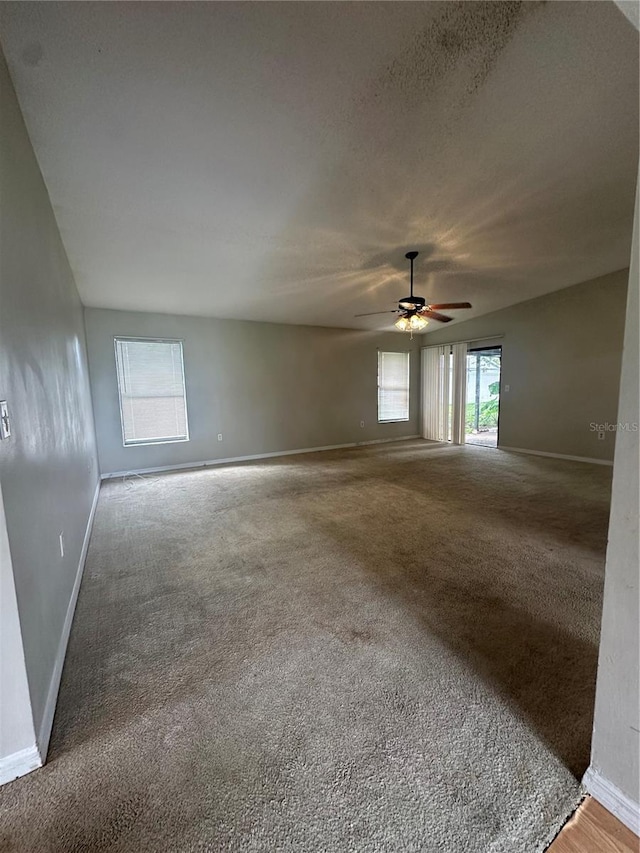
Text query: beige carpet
0 441 612 852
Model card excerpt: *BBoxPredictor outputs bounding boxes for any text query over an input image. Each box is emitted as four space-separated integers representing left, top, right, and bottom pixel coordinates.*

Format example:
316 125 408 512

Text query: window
114 337 189 446
378 351 410 422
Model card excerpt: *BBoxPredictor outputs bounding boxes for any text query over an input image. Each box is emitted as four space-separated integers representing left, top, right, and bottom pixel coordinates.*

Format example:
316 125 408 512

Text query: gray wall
423 270 628 461
0 50 99 750
85 309 420 475
590 177 639 811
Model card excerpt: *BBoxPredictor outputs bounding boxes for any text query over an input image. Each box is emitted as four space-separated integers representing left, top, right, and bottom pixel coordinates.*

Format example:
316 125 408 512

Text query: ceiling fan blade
354 310 399 317
427 302 472 310
422 310 453 323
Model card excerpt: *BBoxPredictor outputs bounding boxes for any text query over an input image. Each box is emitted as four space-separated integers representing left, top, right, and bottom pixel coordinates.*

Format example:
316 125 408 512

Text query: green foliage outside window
466 379 500 431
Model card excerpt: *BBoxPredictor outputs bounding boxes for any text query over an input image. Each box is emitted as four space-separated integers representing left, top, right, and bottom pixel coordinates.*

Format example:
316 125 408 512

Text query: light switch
504 385 510 392
0 401 10 439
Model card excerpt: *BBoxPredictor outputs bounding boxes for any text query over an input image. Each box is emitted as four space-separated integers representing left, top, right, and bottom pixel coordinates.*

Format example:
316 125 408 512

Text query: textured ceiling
0 1 638 332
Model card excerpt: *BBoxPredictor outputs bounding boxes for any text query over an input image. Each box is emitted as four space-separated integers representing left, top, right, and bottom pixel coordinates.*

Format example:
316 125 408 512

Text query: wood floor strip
547 796 639 853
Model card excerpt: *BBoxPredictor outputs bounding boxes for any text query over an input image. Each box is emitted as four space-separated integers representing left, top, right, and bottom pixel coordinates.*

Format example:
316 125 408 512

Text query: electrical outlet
0 400 10 439
504 385 510 393
597 431 605 441
360 420 365 428
59 532 64 558
217 433 223 442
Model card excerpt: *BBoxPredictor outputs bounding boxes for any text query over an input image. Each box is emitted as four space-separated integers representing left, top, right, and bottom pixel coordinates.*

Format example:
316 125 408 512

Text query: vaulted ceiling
1 2 638 331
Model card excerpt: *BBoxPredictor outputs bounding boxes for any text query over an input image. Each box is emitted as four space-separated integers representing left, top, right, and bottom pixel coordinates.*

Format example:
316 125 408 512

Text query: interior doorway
465 346 501 447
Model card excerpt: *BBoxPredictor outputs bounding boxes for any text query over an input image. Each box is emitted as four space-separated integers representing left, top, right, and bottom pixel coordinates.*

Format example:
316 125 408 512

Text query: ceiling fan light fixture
395 313 428 332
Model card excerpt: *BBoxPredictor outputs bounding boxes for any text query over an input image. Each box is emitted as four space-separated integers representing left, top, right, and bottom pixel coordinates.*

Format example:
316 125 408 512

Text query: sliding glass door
422 343 502 448
464 347 501 447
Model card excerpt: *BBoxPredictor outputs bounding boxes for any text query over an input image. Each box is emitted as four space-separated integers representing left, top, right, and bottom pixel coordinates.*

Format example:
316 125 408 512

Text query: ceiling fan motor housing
399 295 426 310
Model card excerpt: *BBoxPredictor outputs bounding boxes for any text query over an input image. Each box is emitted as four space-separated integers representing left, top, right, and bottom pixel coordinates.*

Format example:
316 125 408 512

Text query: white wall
0 482 39 783
423 270 628 462
586 173 640 831
85 308 420 476
0 49 99 764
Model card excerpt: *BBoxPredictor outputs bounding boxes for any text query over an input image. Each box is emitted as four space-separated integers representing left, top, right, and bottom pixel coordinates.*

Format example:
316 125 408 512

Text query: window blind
450 342 468 445
420 342 467 445
421 345 450 441
114 338 189 446
378 351 410 422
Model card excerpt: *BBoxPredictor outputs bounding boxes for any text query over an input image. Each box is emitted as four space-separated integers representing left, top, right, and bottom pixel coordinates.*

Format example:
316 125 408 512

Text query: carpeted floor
0 441 612 852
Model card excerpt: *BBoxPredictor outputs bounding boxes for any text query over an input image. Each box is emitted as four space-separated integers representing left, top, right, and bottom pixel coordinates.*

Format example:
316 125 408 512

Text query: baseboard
101 435 421 479
37 479 101 758
583 765 640 835
499 446 614 467
0 745 42 787
358 435 420 447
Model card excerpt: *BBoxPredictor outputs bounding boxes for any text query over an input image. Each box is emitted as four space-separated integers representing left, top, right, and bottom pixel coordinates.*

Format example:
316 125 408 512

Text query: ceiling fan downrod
399 251 425 312
405 250 418 299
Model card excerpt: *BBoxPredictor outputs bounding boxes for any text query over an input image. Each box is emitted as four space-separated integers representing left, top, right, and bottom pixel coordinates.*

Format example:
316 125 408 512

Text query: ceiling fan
355 250 472 332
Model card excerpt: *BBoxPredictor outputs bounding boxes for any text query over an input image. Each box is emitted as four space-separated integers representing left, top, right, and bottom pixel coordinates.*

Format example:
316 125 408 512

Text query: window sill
123 438 190 448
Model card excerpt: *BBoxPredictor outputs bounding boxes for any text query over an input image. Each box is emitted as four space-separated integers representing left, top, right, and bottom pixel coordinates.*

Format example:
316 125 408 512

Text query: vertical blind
114 338 189 445
421 345 450 441
378 351 410 422
420 341 468 445
450 342 468 445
